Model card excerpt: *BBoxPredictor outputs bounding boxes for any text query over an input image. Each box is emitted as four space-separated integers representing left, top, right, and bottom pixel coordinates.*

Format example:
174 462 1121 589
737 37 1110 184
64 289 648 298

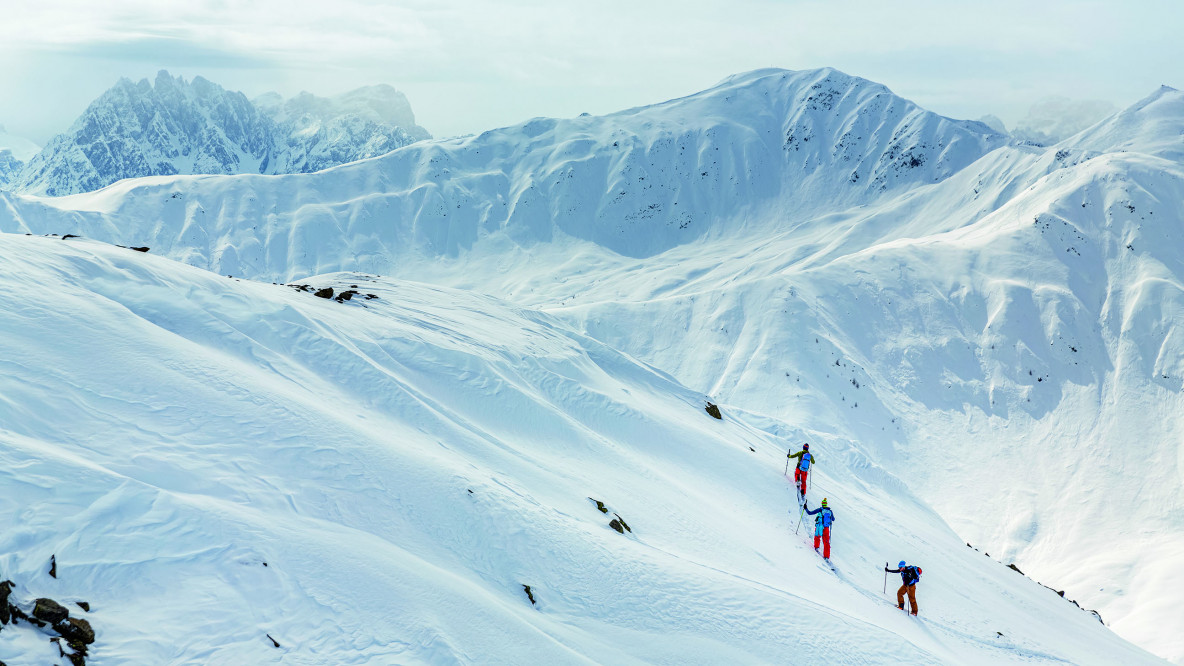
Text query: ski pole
795 504 805 534
784 448 790 475
883 563 888 594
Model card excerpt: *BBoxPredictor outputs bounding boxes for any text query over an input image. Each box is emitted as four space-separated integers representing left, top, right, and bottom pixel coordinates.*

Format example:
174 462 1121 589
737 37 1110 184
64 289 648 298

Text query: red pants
794 468 808 494
813 526 831 559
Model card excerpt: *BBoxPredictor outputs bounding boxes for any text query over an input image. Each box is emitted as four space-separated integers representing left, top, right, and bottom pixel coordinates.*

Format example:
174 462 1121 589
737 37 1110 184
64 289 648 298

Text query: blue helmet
898 561 907 568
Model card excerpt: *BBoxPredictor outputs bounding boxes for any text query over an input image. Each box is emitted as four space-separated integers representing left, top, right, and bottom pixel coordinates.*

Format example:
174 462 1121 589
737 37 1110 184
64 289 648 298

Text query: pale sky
1 0 1181 144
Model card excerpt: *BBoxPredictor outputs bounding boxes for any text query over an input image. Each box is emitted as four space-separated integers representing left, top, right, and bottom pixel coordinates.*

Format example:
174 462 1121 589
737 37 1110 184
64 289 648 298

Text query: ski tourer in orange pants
885 561 922 615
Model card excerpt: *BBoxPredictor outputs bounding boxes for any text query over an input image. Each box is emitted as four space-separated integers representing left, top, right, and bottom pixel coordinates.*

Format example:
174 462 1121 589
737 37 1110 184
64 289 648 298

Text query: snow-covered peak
11 71 431 196
0 66 1009 269
1061 85 1184 160
254 84 429 141
11 71 273 196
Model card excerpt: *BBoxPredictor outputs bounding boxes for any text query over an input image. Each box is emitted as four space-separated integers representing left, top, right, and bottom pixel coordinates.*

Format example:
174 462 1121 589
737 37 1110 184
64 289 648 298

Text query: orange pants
794 467 808 494
897 584 918 614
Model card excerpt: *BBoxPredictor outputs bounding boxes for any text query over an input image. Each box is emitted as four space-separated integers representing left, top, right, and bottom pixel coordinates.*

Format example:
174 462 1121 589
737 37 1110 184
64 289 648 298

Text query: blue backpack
903 566 922 585
799 452 812 471
815 507 834 528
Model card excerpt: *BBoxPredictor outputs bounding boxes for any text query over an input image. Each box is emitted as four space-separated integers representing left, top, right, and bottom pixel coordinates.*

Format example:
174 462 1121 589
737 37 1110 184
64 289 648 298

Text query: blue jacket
805 505 834 528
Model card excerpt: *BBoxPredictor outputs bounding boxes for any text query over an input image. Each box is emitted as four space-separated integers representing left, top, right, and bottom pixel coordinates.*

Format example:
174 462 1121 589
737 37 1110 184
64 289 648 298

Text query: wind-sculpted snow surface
0 233 1161 664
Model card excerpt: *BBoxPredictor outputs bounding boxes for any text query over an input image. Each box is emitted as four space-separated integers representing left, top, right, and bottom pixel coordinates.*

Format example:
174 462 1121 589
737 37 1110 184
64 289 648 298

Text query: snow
0 233 1162 664
0 66 1181 663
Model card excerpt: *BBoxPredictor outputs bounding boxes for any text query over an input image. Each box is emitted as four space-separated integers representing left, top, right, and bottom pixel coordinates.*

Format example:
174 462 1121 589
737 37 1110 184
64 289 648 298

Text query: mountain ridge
1 66 1182 662
9 71 430 197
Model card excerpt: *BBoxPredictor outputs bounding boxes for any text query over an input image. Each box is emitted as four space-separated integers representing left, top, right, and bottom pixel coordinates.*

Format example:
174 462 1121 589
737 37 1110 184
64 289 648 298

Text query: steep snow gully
0 68 1181 664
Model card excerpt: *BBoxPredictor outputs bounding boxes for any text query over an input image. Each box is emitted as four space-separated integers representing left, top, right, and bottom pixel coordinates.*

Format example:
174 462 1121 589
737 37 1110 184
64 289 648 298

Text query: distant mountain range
2 67 1183 662
1 71 430 196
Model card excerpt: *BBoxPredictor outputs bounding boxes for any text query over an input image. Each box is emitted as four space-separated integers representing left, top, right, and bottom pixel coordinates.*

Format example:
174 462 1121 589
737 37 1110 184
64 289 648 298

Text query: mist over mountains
0 71 430 197
0 67 1181 664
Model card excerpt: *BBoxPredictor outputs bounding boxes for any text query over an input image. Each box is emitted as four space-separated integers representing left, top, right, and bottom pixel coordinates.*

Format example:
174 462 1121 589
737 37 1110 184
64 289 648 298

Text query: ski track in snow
1 67 1181 664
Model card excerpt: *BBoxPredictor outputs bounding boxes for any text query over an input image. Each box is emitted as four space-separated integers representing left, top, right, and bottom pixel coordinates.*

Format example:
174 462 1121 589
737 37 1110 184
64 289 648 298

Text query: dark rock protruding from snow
58 617 96 646
33 598 69 624
705 402 722 419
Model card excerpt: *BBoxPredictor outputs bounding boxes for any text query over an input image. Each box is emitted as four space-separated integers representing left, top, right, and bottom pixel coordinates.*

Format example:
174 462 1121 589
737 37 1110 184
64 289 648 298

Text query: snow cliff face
11 72 429 197
1 69 1182 663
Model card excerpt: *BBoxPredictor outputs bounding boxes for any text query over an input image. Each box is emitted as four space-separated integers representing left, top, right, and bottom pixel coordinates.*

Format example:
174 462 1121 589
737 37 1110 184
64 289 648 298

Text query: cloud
1011 97 1119 145
45 36 280 69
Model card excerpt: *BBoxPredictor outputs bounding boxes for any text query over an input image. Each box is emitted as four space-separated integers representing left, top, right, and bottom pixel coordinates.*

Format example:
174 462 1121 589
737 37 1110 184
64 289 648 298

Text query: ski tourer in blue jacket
803 498 834 560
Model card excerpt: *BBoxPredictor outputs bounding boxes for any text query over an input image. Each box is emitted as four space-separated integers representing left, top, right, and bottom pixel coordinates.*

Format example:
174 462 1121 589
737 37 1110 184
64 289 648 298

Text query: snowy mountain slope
1063 86 1184 162
505 103 1184 661
10 72 428 197
0 232 1162 665
0 67 1005 274
0 69 1181 661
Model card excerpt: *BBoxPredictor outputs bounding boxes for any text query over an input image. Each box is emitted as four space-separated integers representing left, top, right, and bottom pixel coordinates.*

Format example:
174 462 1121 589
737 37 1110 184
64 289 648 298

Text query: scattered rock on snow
33 598 69 624
613 513 632 533
522 584 536 605
314 287 334 299
0 580 12 624
705 402 722 419
58 616 95 645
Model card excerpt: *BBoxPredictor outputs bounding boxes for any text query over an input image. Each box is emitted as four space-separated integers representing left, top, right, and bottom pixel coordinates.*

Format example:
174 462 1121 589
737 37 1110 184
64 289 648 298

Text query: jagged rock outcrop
12 71 430 196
